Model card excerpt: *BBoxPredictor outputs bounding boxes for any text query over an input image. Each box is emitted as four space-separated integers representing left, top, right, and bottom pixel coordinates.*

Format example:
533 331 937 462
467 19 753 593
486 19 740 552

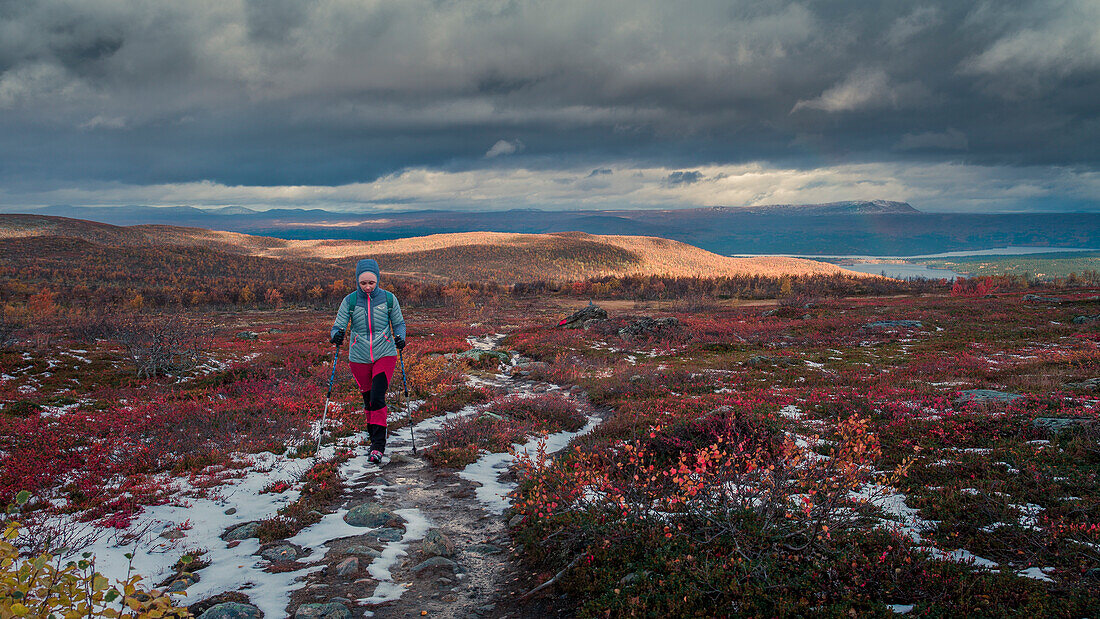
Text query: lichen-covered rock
411 556 460 576
334 557 359 576
221 522 261 541
1064 377 1100 391
618 317 681 341
344 502 398 528
1023 294 1066 303
294 602 351 619
421 528 456 558
259 543 300 562
198 602 263 619
558 303 607 329
1032 417 1098 432
954 389 1023 404
860 320 923 330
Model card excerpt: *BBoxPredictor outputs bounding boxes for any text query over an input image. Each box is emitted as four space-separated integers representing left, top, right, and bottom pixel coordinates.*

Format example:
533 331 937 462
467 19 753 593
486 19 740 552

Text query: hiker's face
359 273 377 293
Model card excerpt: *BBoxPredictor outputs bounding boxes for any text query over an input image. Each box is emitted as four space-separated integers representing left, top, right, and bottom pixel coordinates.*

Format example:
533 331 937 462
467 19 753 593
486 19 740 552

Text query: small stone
508 515 524 528
226 540 241 549
1072 315 1099 324
221 522 261 541
344 502 398 528
224 507 237 515
335 557 359 576
467 543 503 555
411 556 459 576
198 602 263 619
236 331 259 340
421 529 456 558
367 527 404 543
260 544 299 562
294 602 352 619
618 570 650 585
159 529 186 540
345 545 382 558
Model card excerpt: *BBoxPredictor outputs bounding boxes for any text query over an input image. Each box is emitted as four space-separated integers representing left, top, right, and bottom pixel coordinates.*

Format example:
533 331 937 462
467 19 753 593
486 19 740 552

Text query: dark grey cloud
0 0 1097 209
666 171 703 186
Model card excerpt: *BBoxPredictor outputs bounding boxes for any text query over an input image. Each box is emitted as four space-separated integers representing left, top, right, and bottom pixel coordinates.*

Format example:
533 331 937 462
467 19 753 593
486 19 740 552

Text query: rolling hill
0 214 877 283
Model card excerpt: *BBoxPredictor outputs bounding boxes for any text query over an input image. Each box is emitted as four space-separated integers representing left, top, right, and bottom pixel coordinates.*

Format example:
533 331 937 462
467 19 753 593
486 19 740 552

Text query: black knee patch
368 372 389 410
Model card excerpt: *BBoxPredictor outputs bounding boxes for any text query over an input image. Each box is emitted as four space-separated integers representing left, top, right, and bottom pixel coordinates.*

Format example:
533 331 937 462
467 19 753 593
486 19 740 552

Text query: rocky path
269 335 599 619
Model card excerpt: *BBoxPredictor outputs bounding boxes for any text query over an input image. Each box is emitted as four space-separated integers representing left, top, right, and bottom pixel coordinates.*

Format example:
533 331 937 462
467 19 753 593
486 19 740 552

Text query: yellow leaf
93 574 109 591
11 602 30 615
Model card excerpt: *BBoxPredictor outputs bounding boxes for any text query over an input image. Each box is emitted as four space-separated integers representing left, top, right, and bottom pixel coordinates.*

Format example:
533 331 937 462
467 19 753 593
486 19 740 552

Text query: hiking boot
367 450 383 465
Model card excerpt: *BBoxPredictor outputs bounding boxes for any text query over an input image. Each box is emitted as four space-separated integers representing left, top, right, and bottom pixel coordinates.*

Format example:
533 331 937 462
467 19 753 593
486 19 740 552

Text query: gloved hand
331 329 345 346
394 336 406 350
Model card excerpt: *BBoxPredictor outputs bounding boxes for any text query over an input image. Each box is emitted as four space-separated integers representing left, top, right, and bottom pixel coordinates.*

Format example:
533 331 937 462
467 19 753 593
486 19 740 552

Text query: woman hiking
330 259 406 464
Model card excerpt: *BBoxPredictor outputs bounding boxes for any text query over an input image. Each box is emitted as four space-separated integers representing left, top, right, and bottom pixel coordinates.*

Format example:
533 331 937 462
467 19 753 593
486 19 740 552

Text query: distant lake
841 262 963 281
729 246 1100 260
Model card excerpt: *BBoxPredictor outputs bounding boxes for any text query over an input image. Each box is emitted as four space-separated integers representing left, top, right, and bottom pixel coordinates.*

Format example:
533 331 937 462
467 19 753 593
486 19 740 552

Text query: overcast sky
1 0 1098 213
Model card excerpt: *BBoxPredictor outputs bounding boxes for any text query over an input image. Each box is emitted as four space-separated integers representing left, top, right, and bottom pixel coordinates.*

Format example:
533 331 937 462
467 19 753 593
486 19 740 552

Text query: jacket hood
355 259 382 302
356 258 380 283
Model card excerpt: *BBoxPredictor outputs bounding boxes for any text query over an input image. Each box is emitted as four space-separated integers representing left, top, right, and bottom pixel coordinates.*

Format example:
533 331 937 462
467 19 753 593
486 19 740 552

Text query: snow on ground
467 334 507 350
358 508 431 605
460 415 603 515
24 419 442 618
778 404 803 420
1017 566 1055 582
32 449 323 616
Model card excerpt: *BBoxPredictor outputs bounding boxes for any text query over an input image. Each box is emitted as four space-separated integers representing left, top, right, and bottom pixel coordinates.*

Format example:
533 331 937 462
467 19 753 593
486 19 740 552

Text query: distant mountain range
0 214 873 283
14 201 1100 256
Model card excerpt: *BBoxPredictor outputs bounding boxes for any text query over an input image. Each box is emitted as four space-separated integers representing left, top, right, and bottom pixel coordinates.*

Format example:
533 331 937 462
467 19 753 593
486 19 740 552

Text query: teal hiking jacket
331 288 406 363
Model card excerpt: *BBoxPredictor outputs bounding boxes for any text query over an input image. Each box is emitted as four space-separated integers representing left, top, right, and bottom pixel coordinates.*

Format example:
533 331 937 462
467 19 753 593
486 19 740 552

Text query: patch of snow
851 485 934 543
460 415 602 515
930 548 998 569
1012 503 1042 529
359 508 431 606
467 334 506 351
39 402 81 418
889 605 915 614
31 448 338 618
1017 567 1054 582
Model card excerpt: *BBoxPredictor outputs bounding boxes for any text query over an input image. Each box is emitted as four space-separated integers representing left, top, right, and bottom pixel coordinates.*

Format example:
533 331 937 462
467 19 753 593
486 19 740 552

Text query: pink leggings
349 356 397 426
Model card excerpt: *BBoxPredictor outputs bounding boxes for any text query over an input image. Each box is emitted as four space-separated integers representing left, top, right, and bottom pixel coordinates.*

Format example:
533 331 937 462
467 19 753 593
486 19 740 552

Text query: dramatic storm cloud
1 0 1097 211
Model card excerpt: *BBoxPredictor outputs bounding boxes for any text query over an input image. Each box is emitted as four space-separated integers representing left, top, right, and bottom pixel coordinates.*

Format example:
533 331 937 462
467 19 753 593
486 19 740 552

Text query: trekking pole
317 344 339 455
392 326 416 454
399 349 416 454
